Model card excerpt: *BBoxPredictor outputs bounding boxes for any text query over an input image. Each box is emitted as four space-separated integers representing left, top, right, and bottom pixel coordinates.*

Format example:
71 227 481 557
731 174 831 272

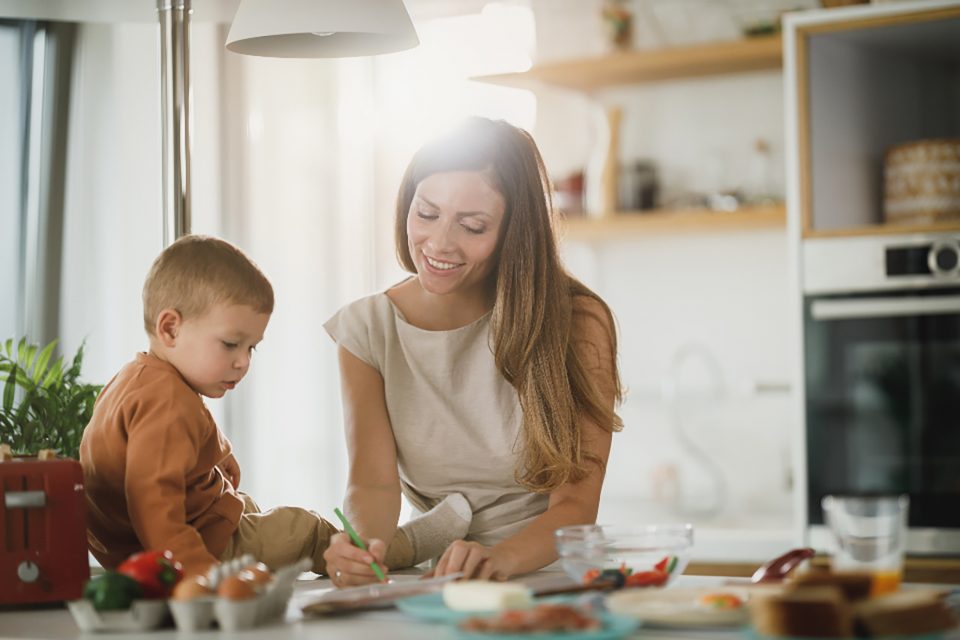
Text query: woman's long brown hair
395 118 623 493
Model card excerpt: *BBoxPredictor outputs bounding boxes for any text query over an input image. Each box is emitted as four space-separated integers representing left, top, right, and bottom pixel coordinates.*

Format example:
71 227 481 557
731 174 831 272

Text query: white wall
527 0 804 550
42 0 804 560
564 232 795 535
59 21 227 385
0 25 21 339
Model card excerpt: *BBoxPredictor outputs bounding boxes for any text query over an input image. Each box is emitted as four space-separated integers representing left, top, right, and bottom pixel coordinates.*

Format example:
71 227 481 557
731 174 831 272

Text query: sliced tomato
582 568 601 584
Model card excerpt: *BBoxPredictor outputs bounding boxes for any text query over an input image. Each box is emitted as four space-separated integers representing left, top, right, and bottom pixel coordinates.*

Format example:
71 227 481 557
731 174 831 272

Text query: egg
217 575 259 600
172 576 215 601
240 562 273 586
697 592 744 610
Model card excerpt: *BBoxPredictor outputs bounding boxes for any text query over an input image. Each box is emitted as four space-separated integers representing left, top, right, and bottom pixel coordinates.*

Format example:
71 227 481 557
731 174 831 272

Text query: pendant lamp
225 0 419 58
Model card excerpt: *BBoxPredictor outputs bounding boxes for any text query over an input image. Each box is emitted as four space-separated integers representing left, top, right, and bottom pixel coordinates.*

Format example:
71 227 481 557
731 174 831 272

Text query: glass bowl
555 523 693 588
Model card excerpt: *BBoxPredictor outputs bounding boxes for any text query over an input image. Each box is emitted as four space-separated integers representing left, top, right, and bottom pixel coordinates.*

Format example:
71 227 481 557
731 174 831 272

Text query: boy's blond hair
142 235 274 335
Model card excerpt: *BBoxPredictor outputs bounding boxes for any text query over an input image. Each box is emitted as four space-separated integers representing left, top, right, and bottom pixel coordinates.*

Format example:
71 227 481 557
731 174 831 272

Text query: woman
323 117 623 585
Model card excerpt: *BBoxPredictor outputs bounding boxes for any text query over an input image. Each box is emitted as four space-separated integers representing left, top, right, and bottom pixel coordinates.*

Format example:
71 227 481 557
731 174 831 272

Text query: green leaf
0 336 102 459
22 344 38 372
14 368 34 389
3 365 18 412
41 357 64 389
65 341 87 382
32 340 57 383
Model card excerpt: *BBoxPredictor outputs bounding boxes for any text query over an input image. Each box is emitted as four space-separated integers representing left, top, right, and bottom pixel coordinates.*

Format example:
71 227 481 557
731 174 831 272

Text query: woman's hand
322 532 389 588
433 540 515 580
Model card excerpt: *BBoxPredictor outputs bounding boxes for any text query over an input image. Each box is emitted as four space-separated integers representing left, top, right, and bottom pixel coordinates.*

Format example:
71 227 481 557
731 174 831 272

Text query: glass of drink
821 494 909 596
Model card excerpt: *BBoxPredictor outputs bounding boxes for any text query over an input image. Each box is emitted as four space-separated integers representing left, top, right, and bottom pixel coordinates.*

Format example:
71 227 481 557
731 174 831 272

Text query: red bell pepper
117 550 183 598
624 569 669 588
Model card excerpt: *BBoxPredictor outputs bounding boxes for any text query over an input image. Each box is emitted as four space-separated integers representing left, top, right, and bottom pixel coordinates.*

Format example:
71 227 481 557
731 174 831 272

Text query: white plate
606 586 749 629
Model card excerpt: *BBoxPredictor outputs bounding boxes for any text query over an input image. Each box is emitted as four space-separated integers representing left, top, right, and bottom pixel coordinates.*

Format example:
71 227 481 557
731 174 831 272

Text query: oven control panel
803 233 960 294
887 238 960 278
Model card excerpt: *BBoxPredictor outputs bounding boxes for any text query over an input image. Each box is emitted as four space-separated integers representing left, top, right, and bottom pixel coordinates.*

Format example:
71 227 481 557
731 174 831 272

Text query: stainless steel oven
801 233 960 555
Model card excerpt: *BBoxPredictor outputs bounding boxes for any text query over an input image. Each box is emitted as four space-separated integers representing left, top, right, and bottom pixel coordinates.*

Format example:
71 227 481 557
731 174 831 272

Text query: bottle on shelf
584 105 621 218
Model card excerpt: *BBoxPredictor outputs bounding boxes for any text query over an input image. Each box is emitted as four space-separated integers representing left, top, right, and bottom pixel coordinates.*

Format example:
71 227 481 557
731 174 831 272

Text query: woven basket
883 138 960 225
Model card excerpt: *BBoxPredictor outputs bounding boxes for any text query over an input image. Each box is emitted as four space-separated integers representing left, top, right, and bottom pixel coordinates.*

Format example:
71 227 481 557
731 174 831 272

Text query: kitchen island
0 574 744 640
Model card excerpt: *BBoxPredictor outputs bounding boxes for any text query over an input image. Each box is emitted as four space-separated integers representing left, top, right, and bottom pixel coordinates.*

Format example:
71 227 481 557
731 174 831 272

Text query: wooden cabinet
786 2 960 238
474 35 787 238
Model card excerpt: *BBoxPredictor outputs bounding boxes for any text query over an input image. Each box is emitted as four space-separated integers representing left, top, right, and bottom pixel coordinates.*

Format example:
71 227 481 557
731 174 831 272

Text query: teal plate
396 594 638 639
396 593 578 623
453 612 639 640
395 593 483 623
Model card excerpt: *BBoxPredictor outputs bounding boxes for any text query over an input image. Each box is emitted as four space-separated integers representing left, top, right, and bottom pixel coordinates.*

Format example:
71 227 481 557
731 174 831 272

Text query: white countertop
0 575 743 640
692 528 797 564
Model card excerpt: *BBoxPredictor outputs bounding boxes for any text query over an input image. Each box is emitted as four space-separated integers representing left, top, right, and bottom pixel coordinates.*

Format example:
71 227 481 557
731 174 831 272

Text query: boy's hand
219 454 241 489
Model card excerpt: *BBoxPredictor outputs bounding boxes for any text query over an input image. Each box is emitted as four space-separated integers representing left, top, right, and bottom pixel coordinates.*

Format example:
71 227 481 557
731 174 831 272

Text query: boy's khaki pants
220 494 339 575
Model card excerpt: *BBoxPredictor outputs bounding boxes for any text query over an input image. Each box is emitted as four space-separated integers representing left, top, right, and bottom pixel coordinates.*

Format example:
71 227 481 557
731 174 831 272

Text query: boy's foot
398 493 472 566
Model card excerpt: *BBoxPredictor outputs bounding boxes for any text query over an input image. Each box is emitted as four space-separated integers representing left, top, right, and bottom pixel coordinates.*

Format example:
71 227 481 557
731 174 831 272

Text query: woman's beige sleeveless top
324 292 548 546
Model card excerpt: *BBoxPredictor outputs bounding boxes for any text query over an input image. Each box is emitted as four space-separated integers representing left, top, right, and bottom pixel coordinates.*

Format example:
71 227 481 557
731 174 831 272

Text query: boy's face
166 303 269 398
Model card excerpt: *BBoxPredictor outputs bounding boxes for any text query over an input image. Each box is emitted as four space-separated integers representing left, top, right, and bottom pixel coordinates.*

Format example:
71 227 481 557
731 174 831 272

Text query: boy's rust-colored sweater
79 352 244 575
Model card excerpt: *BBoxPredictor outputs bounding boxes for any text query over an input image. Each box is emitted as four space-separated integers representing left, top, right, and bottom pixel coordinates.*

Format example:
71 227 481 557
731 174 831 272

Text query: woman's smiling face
406 170 506 298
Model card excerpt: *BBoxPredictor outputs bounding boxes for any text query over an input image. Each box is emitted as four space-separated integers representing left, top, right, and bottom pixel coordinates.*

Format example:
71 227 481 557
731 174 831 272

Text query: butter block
442 581 533 612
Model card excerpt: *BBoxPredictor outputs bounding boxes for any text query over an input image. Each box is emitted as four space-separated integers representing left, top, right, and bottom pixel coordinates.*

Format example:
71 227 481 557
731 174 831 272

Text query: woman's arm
433 296 617 579
323 346 403 585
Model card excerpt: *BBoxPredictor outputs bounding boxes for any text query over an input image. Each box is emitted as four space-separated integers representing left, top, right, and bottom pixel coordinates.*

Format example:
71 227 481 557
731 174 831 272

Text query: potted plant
0 337 102 459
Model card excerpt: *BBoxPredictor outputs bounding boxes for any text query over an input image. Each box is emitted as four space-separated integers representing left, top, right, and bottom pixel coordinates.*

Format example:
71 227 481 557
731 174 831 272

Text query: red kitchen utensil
751 547 815 584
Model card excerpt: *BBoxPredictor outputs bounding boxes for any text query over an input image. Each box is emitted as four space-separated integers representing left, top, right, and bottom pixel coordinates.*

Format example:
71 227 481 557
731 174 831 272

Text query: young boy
80 235 470 577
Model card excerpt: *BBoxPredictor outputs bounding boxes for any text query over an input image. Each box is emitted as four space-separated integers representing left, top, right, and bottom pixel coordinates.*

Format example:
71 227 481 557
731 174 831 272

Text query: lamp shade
225 0 419 58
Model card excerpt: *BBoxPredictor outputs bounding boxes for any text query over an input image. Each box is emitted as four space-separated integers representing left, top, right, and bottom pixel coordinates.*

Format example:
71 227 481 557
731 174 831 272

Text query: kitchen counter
686 529 960 584
4 571 959 639
0 574 744 640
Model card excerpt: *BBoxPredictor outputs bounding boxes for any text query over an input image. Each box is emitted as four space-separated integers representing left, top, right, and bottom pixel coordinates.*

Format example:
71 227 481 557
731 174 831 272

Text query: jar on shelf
601 0 634 50
619 160 659 211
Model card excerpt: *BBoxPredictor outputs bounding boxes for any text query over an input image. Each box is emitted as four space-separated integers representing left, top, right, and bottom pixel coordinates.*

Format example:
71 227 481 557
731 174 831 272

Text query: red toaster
0 454 90 604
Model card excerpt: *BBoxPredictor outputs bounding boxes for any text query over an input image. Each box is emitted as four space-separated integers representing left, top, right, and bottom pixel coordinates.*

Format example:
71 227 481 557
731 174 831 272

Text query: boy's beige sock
385 493 472 569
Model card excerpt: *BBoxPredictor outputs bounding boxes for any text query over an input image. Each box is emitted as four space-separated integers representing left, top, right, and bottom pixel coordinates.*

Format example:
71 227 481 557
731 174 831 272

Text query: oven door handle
811 295 960 320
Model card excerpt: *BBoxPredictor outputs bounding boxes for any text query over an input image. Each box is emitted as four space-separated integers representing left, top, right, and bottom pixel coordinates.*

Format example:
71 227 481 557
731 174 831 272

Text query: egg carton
67 598 170 633
170 558 311 632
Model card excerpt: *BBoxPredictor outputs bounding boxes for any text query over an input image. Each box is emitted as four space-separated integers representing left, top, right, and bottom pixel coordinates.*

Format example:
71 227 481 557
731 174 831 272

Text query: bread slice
749 585 854 638
854 589 957 636
791 569 875 601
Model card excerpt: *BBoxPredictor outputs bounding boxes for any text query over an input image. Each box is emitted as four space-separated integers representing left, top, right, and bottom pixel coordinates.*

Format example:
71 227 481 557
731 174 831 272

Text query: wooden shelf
474 36 783 92
559 203 786 240
805 219 960 239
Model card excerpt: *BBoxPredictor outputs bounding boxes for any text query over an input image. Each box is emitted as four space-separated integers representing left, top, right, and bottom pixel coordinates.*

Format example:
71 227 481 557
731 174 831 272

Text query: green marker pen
333 507 387 583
